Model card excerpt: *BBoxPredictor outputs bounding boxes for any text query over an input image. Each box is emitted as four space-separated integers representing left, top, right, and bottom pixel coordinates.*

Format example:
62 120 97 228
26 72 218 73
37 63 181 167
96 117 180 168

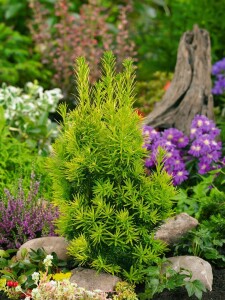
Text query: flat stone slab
70 267 121 292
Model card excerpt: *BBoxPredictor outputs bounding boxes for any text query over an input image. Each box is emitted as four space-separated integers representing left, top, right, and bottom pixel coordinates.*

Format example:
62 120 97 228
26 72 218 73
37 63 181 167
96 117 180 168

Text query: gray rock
17 236 69 260
70 267 121 292
154 213 198 244
164 256 213 291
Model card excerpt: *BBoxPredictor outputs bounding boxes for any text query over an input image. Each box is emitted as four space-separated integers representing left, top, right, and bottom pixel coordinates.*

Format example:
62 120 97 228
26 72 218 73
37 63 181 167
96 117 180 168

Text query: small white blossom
85 290 96 297
32 271 40 283
15 285 23 292
43 254 53 267
31 288 41 299
50 280 57 286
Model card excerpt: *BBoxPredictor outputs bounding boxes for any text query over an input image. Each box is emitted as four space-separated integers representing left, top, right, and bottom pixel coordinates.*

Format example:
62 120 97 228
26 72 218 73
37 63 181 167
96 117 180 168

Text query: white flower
32 271 40 283
25 297 31 300
50 280 57 286
43 254 53 267
15 285 23 292
31 288 41 299
85 290 96 297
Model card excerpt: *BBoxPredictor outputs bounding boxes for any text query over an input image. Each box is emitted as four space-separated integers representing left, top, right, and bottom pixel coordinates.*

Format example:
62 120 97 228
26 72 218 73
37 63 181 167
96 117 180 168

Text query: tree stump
143 25 214 135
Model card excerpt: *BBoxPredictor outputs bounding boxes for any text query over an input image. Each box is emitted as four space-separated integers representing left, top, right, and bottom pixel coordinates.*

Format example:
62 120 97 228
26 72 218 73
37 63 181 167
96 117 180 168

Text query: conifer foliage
47 52 176 282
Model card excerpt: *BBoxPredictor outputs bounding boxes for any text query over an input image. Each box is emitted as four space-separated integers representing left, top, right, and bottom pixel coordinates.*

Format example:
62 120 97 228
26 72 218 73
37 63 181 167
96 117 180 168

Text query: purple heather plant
143 115 224 186
0 173 59 249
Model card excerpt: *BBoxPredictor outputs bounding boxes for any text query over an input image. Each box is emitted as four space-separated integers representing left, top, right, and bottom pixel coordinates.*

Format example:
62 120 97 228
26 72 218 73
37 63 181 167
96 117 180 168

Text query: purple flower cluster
212 58 225 95
143 126 189 185
0 174 59 249
143 115 224 186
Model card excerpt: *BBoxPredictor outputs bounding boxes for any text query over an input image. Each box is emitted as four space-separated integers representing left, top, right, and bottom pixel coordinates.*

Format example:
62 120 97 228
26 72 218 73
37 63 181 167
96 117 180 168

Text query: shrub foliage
47 52 176 282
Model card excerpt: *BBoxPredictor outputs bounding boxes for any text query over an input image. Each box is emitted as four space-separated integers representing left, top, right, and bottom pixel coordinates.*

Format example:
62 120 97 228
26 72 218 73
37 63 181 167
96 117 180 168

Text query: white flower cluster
0 81 63 153
0 81 62 123
13 255 109 300
43 254 53 268
24 278 109 300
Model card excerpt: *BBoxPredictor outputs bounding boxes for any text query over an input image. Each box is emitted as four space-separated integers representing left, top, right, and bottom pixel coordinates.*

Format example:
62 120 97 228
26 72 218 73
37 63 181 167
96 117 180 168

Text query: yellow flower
52 272 72 281
0 278 6 290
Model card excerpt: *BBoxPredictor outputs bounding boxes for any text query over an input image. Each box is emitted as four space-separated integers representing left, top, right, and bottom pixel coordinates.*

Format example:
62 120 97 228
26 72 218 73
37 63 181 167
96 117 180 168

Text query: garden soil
153 266 225 300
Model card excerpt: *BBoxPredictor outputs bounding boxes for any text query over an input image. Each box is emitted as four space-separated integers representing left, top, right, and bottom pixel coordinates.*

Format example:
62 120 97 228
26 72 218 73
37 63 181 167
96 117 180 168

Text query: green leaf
20 248 28 260
18 274 27 285
5 3 23 19
0 250 9 258
0 270 15 278
185 280 206 299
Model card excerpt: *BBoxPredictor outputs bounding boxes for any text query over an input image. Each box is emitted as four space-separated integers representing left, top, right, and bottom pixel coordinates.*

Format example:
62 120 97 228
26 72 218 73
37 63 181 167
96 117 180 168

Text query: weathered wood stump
143 25 214 135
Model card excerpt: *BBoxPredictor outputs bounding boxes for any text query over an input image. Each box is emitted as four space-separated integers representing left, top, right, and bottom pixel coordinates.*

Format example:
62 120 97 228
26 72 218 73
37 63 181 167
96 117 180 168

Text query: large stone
164 256 213 291
17 237 69 260
154 213 198 244
70 267 121 292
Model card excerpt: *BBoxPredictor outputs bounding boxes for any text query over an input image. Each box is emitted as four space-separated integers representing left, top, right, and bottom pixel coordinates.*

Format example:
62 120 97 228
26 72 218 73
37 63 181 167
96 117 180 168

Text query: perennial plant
143 115 224 185
1 254 137 300
0 173 59 249
0 81 62 153
212 57 225 95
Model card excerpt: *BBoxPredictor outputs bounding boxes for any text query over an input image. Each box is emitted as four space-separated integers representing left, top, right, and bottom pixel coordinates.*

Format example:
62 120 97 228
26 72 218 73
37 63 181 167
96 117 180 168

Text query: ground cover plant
0 249 138 299
173 171 225 267
47 52 177 284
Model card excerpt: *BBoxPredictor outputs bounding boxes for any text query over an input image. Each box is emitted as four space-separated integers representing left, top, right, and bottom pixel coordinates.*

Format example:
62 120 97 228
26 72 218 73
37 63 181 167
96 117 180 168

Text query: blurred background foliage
1 0 225 112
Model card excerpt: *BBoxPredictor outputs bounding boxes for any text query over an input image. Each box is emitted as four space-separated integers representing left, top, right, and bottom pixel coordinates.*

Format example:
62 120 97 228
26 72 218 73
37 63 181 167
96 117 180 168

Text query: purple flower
212 58 225 76
172 170 189 185
197 160 212 175
162 128 189 148
143 114 223 186
142 126 160 143
190 115 220 138
212 58 225 95
0 175 59 250
212 77 225 95
188 143 203 157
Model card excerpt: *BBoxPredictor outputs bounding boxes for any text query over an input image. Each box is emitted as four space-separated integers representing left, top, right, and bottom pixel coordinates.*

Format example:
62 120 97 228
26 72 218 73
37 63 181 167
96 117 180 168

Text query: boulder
70 267 121 292
164 256 213 291
154 213 198 244
17 236 69 260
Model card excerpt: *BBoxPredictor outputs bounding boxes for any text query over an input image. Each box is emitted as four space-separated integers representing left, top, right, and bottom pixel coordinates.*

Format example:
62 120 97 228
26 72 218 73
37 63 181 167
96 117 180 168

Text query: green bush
0 23 50 87
0 107 51 197
47 52 176 282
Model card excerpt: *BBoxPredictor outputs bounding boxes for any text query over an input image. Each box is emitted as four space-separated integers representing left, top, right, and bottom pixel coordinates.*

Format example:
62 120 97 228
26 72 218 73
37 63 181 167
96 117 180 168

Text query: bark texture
143 25 214 135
